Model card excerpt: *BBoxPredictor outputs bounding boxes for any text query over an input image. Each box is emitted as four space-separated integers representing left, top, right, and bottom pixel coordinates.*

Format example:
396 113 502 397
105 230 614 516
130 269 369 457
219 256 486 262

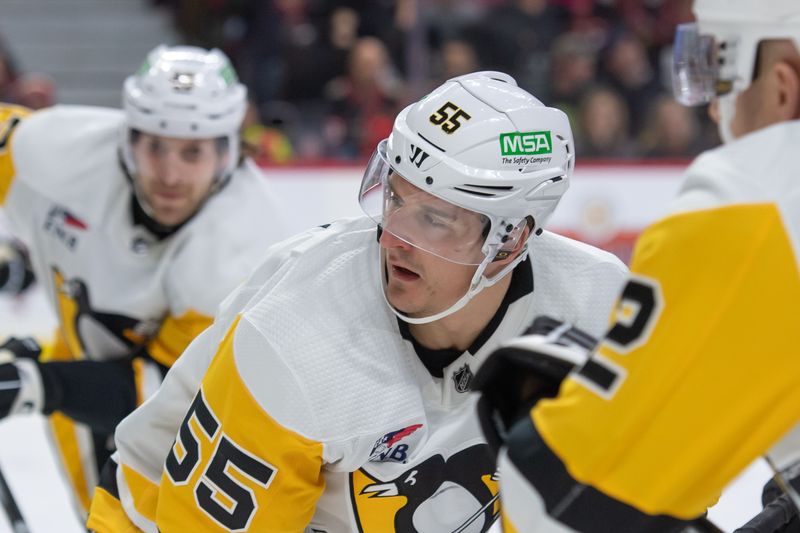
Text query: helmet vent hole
395 156 401 164
191 123 198 131
453 186 496 198
425 176 433 185
159 120 167 129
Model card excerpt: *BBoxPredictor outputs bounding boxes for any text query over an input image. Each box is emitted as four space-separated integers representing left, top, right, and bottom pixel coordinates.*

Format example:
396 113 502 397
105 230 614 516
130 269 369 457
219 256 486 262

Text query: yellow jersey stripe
534 203 800 518
156 316 326 531
147 309 213 368
86 487 144 533
121 464 160 523
0 104 31 205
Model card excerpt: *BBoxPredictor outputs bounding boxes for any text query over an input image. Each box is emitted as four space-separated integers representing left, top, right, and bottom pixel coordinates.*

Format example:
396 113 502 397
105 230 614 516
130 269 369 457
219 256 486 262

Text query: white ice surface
0 288 777 533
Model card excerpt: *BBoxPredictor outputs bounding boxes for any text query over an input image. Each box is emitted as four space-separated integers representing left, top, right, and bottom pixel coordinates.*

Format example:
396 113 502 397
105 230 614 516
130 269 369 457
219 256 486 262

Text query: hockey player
86 72 628 532
0 45 287 514
473 1 800 531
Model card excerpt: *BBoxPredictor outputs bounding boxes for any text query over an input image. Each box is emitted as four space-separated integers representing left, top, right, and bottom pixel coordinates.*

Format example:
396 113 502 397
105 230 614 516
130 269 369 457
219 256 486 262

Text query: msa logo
500 131 553 156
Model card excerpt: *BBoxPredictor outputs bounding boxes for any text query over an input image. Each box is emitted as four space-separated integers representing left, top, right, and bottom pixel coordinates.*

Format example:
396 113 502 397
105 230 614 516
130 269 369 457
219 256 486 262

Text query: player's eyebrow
421 203 458 221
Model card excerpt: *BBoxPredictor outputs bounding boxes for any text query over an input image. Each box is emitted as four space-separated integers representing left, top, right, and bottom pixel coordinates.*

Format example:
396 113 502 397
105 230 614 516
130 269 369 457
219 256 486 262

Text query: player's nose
379 228 413 251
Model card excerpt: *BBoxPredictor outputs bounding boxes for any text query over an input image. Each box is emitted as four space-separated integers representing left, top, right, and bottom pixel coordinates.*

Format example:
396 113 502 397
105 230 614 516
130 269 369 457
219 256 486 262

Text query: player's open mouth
391 264 420 281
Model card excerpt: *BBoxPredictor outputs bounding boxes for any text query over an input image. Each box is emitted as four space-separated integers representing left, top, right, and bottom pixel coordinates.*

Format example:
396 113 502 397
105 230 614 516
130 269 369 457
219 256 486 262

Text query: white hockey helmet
673 0 800 142
121 45 247 179
359 71 574 323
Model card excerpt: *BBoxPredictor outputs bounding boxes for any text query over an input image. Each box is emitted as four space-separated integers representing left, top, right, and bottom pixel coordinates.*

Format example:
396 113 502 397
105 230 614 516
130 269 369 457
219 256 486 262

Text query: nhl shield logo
452 364 473 393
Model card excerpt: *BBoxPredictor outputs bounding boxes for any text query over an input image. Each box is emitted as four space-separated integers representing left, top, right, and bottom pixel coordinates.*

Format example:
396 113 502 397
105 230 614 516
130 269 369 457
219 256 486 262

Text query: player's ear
771 60 800 120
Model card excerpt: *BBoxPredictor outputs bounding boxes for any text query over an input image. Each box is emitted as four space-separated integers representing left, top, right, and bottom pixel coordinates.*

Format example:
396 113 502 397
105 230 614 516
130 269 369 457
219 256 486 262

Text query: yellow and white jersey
89 216 628 533
527 120 800 522
0 104 288 368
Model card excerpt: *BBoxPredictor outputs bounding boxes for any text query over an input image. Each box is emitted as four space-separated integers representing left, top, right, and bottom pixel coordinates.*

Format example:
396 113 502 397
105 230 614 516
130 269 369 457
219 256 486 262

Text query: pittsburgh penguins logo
351 444 499 533
52 267 156 358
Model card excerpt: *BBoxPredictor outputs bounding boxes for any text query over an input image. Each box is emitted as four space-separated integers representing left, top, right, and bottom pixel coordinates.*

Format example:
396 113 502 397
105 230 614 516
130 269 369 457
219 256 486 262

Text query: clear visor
358 140 493 266
672 23 734 106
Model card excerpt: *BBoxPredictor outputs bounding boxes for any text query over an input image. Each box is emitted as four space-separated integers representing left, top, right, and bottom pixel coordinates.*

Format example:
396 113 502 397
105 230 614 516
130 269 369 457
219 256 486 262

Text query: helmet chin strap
382 247 528 325
716 92 738 144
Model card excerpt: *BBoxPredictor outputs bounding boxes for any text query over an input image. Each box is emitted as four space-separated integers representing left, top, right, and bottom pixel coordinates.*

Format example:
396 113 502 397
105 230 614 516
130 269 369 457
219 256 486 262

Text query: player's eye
147 139 165 156
180 145 202 162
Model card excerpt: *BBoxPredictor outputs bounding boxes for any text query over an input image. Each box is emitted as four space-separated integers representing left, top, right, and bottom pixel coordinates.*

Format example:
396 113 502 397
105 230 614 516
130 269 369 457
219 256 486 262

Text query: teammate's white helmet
121 45 247 178
673 0 800 142
359 71 574 323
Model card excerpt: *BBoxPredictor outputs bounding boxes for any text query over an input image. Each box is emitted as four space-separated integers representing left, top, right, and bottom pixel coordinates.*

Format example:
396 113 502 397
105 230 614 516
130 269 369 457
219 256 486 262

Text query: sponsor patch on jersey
43 206 87 250
369 424 423 463
452 363 473 393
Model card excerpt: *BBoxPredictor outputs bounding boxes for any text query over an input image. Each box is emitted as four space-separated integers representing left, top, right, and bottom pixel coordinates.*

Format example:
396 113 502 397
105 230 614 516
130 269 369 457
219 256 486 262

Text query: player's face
132 134 224 226
379 176 489 317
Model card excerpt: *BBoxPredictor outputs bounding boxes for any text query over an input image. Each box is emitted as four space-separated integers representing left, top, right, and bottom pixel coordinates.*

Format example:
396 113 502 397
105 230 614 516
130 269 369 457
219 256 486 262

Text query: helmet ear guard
491 216 533 262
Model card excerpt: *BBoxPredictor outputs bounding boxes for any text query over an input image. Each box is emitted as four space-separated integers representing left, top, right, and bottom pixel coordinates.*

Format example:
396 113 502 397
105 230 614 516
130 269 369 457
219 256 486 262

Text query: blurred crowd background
0 0 717 164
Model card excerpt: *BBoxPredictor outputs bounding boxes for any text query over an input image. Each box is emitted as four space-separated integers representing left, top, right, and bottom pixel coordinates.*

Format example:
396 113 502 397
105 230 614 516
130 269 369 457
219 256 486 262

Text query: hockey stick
0 463 29 533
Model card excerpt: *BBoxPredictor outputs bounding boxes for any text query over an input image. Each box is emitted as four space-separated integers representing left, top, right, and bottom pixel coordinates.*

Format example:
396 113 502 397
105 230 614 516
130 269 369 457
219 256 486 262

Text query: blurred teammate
87 71 627 532
474 1 800 531
0 45 287 514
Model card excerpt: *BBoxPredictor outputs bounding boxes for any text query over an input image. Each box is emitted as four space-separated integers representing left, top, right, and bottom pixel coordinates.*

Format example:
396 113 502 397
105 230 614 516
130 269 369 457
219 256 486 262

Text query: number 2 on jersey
574 276 663 399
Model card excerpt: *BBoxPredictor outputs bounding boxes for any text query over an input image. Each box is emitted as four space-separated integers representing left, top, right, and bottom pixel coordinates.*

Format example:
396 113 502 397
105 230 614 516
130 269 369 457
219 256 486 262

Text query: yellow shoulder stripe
156 316 326 531
535 203 800 518
0 104 32 205
147 309 214 368
122 464 160 524
87 487 145 533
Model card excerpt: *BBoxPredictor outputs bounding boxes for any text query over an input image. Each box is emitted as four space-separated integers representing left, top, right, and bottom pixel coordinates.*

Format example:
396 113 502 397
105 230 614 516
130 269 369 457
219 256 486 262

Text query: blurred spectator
437 38 481 82
14 73 56 110
0 38 19 103
559 0 618 41
241 100 295 165
617 0 694 50
576 85 637 158
639 95 702 158
549 32 598 125
483 0 570 100
152 0 715 162
323 37 404 158
599 30 663 136
281 4 358 101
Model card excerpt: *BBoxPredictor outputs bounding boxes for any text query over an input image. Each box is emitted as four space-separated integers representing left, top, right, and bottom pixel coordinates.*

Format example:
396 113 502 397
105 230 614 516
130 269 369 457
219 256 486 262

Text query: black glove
734 493 799 532
0 239 34 296
473 315 597 454
0 337 45 418
0 359 43 418
733 461 800 533
0 336 42 363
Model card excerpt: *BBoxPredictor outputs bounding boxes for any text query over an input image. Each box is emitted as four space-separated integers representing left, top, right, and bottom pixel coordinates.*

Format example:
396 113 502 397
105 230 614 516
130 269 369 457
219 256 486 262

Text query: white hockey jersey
89 216 627 533
1 104 289 369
